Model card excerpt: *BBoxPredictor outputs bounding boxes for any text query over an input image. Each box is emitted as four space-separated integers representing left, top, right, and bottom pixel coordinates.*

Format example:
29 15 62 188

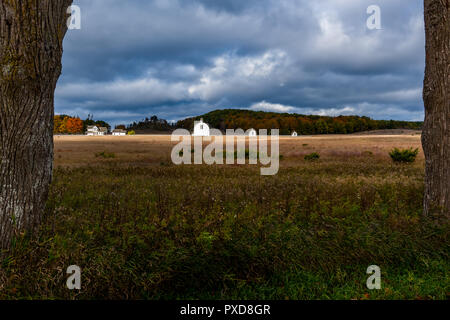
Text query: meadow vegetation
304 152 320 161
0 135 448 299
389 148 420 163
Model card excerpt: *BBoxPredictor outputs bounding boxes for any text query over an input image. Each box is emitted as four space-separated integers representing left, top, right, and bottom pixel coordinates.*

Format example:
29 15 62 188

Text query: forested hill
176 109 423 135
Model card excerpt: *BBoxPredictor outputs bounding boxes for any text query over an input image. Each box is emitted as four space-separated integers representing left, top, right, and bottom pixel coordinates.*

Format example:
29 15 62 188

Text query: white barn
193 118 210 136
247 128 257 137
292 131 298 137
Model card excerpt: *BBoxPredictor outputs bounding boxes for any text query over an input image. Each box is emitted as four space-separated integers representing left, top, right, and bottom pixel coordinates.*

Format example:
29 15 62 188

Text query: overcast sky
56 0 425 126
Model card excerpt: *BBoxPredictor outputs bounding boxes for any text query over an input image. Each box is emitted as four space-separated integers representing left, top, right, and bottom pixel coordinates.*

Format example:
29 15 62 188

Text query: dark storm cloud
56 0 425 125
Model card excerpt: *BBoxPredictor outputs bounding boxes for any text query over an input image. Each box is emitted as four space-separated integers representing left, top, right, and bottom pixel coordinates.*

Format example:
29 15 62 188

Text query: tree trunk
422 0 450 218
0 0 72 249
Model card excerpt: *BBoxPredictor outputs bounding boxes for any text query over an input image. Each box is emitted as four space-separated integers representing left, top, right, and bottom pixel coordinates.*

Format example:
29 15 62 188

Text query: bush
217 150 259 160
389 148 419 163
95 151 115 159
304 152 320 161
127 130 136 135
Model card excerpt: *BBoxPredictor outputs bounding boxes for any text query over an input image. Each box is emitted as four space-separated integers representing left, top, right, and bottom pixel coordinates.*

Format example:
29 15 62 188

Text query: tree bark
422 0 450 218
0 0 72 249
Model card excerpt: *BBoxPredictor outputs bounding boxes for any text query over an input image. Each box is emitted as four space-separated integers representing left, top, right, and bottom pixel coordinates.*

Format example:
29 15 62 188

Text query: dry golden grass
54 134 424 167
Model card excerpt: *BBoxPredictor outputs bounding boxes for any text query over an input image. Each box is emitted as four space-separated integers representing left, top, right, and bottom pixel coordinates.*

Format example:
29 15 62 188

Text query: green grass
0 157 448 300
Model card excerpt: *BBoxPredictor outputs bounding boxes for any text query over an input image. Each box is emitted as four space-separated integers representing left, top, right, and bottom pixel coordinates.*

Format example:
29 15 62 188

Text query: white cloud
308 106 356 117
187 50 288 100
315 12 351 50
249 101 295 113
249 102 356 117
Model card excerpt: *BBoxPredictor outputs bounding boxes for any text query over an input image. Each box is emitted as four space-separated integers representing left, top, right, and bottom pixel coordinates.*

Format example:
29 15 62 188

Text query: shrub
389 148 419 163
179 149 195 157
304 152 320 161
95 151 115 159
127 130 136 135
218 150 259 160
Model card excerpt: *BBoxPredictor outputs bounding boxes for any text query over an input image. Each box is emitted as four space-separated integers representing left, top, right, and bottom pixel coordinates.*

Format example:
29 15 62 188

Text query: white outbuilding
97 127 108 135
112 129 127 136
247 128 257 137
292 131 298 137
193 118 210 136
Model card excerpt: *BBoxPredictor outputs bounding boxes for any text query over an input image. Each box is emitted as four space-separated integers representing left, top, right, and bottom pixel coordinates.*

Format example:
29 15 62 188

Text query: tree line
53 114 111 134
55 110 423 135
176 109 423 135
127 115 176 132
53 114 172 134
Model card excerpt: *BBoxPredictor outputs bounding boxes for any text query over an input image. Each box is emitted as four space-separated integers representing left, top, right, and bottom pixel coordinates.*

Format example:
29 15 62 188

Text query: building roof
98 127 108 132
113 129 126 133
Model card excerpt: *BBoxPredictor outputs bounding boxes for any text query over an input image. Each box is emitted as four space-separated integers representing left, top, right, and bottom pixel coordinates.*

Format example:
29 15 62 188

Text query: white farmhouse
86 126 108 136
292 131 298 137
247 128 257 137
112 129 127 136
193 118 210 136
86 126 98 136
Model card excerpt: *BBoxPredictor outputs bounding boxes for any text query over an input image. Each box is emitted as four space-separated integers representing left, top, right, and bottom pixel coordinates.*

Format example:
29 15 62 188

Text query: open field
53 134 424 167
1 134 448 299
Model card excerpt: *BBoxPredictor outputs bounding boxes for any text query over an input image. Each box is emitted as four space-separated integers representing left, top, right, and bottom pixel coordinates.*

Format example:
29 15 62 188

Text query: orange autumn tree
54 115 83 134
53 116 65 134
54 115 69 134
66 117 83 134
